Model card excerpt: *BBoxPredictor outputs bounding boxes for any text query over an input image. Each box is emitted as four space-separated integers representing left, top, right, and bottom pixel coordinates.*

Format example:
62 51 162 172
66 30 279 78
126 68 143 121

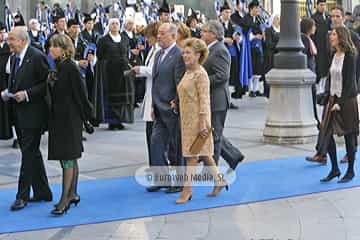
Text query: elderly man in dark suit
147 23 186 193
1 26 52 211
201 20 244 172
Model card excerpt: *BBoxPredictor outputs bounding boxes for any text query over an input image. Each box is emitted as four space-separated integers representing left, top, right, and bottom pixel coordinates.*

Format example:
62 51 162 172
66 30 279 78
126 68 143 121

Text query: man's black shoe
146 186 163 192
165 186 183 194
10 199 27 211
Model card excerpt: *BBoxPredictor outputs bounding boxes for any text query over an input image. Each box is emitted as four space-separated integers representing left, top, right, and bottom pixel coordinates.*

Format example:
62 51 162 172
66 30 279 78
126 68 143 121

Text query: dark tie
10 56 20 93
14 56 20 74
156 49 165 71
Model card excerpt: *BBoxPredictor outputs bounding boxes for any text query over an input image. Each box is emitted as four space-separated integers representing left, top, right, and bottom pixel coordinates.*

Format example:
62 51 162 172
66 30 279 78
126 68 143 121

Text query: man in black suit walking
1 26 52 211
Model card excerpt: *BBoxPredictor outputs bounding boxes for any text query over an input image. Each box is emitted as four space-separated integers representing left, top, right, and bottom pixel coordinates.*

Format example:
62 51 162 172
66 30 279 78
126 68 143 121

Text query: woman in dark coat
96 18 134 130
0 25 12 140
301 17 320 127
48 34 93 215
264 14 280 74
318 26 359 183
264 14 280 98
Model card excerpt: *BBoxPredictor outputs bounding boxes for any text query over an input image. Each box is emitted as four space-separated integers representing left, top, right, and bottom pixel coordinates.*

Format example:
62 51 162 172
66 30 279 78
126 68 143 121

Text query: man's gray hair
13 26 30 44
203 20 224 41
161 22 177 37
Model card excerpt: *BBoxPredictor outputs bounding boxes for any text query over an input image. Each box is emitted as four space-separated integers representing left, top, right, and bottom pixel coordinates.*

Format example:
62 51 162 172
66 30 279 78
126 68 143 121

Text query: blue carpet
1 153 360 234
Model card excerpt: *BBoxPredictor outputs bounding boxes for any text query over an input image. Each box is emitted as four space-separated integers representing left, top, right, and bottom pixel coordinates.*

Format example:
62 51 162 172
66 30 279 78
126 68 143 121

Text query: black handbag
316 93 329 106
84 121 94 134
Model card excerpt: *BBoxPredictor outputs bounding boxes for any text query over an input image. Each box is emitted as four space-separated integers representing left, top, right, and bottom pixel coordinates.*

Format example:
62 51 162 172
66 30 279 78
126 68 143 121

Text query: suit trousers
212 110 244 169
14 125 52 200
146 121 153 166
212 110 227 164
150 108 184 186
221 136 244 170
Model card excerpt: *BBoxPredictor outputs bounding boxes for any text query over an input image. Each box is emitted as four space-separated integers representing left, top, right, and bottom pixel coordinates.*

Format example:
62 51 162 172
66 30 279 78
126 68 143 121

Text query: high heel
51 203 70 216
207 182 229 197
70 196 80 206
338 172 354 183
320 170 341 182
54 196 80 208
176 194 192 204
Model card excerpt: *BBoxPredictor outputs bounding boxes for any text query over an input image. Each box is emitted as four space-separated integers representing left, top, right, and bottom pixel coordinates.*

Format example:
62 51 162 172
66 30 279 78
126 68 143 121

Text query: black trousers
146 121 153 166
14 126 52 201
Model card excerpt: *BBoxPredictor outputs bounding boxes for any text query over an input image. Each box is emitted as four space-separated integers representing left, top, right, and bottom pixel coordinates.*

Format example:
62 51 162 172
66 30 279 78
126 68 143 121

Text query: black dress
47 59 93 160
0 43 12 140
96 34 135 124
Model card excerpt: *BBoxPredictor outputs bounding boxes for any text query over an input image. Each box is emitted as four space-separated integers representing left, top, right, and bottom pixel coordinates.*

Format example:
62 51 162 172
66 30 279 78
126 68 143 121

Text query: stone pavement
0 97 359 240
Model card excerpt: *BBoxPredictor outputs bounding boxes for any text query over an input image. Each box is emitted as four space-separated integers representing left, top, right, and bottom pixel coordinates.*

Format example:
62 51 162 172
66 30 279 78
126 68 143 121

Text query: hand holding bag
189 125 212 155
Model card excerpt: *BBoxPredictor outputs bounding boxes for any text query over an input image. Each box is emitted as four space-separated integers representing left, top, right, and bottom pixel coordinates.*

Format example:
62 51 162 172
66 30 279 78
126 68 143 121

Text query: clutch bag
189 125 212 155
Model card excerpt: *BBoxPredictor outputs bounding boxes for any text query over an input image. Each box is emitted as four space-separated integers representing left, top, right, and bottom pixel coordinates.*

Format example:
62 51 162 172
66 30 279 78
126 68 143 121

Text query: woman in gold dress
176 38 228 204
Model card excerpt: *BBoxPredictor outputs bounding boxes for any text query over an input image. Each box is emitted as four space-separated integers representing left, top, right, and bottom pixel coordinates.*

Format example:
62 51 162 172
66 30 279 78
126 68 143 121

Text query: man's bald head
8 26 30 54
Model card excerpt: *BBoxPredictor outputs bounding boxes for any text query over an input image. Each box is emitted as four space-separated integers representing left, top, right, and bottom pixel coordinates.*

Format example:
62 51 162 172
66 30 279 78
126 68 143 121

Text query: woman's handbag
189 125 212 155
316 92 329 106
84 121 95 134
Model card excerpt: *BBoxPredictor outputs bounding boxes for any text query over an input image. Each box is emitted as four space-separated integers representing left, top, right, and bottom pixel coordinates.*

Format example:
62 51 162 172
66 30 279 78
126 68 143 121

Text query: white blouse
330 54 345 98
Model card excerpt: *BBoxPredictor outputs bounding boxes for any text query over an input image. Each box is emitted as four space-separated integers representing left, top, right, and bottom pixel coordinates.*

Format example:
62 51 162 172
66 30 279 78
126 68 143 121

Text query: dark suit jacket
241 13 262 35
9 46 49 129
312 11 332 78
152 44 185 116
203 41 231 112
81 30 99 44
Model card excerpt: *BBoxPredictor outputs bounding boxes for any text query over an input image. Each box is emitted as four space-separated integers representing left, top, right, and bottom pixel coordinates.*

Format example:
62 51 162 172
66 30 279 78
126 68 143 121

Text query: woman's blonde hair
183 38 209 65
176 22 191 40
50 34 75 59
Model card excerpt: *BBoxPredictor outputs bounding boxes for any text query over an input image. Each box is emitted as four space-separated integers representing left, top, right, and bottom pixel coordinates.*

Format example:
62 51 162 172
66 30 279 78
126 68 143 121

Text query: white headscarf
270 14 280 32
105 18 121 42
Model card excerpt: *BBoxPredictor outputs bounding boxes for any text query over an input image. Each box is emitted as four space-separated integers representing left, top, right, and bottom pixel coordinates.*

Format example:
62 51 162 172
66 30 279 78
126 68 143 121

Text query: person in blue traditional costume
240 0 264 98
186 9 201 39
220 0 242 109
81 13 99 45
95 18 134 130
158 0 172 23
28 19 46 52
45 9 67 54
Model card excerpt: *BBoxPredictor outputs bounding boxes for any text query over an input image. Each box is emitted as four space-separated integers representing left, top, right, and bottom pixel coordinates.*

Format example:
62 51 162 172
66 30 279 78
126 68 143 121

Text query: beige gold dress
177 66 214 157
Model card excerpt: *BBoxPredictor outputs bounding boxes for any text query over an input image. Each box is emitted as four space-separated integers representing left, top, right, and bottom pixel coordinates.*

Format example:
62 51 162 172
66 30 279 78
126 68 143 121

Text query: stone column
263 0 317 144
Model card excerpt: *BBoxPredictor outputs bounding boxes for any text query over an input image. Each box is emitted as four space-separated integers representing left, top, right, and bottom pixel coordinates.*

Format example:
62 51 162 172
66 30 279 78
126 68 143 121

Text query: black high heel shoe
320 170 341 182
338 172 354 183
54 196 80 208
51 203 70 216
70 196 80 206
